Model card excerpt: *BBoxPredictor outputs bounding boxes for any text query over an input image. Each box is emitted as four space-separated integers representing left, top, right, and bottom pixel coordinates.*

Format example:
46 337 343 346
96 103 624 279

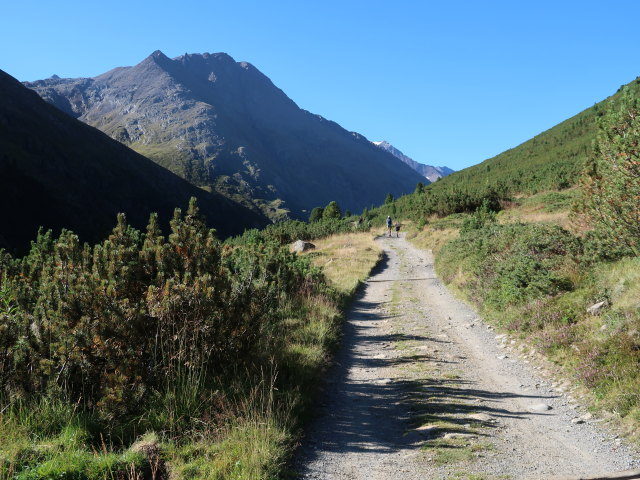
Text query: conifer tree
322 201 342 220
308 207 324 223
579 88 640 255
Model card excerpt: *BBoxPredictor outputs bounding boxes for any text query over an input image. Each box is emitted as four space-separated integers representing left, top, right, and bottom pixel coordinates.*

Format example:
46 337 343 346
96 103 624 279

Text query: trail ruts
294 235 639 480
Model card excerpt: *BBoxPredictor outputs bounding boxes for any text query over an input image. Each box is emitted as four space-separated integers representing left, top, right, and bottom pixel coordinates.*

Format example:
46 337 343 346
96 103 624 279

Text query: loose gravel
294 236 639 479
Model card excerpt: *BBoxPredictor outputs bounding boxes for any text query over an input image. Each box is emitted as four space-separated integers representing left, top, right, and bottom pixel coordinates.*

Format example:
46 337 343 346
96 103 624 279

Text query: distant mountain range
0 69 267 254
372 141 454 182
26 51 425 219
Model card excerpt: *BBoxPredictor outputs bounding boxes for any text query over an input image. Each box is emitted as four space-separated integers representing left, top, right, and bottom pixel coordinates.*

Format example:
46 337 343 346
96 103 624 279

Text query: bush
460 200 497 234
439 222 581 311
0 199 323 425
322 201 342 220
577 86 640 256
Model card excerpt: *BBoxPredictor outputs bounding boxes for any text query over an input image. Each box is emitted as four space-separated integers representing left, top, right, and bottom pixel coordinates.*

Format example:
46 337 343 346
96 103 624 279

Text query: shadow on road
294 272 558 477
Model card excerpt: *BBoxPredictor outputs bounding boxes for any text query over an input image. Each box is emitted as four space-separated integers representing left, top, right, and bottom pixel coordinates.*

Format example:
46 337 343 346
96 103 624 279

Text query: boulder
587 301 607 315
291 240 316 253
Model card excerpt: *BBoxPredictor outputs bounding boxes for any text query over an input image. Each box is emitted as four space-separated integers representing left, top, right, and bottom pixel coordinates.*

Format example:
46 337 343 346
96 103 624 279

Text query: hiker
386 215 393 237
394 221 401 237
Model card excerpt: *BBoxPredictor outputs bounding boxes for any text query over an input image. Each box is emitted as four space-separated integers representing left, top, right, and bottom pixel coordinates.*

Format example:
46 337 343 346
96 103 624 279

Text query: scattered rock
375 378 393 385
497 355 508 360
528 403 553 412
130 439 161 457
587 300 607 315
291 240 316 253
571 418 585 424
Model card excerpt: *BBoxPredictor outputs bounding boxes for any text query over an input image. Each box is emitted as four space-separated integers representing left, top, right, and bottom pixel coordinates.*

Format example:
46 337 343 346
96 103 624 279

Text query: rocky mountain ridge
26 51 425 219
373 140 454 182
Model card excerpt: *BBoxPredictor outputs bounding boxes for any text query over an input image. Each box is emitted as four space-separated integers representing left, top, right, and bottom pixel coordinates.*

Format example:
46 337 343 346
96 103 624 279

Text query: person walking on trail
394 221 401 237
386 215 393 237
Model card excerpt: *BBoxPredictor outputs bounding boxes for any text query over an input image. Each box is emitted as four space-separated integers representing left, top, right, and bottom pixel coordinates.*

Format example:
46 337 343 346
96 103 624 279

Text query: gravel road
294 236 640 479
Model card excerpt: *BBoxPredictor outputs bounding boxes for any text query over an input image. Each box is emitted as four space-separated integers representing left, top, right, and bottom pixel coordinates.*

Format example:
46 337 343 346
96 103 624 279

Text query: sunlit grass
497 189 577 230
407 227 459 255
168 394 291 480
303 232 382 294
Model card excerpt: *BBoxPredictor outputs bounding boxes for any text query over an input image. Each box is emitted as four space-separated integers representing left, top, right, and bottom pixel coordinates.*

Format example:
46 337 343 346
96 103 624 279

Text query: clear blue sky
2 0 639 171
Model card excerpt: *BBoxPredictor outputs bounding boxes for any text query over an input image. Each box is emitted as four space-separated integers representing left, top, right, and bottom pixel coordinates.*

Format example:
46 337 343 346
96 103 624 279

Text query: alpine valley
25 51 429 220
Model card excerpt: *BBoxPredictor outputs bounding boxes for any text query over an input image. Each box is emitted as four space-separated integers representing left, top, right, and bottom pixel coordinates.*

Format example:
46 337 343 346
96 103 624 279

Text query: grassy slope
421 76 640 200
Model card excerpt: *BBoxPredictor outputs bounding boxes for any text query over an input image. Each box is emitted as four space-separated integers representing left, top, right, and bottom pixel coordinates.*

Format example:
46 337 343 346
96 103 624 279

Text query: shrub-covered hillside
423 76 640 200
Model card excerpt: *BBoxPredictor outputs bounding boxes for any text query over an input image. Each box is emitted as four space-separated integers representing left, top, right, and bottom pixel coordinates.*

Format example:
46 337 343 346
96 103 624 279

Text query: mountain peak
150 49 168 60
373 140 391 148
24 53 426 219
373 140 454 183
142 50 173 70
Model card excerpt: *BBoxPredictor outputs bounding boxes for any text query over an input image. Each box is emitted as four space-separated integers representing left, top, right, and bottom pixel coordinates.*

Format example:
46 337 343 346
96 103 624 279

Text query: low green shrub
0 197 348 478
439 222 581 311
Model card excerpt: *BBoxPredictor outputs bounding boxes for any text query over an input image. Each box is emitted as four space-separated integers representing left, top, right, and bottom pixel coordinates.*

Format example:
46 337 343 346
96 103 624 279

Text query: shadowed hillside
0 69 268 254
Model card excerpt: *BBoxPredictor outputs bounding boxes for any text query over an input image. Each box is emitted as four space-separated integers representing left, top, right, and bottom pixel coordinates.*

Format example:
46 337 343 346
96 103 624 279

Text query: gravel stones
528 403 553 413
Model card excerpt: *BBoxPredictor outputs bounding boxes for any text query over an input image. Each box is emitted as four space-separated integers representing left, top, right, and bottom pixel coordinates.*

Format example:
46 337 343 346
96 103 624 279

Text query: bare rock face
25 51 425 219
291 240 316 253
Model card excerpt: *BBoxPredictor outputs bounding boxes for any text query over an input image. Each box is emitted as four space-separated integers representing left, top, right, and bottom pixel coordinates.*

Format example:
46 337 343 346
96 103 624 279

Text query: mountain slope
372 140 454 182
0 69 267 254
25 51 425 219
427 76 640 197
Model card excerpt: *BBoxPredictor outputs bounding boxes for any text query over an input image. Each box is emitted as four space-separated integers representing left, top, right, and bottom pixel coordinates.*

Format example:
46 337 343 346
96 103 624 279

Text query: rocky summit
26 51 425 219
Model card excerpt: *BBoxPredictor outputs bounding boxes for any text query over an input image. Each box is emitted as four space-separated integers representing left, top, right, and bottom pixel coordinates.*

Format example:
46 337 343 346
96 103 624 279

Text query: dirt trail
294 236 639 479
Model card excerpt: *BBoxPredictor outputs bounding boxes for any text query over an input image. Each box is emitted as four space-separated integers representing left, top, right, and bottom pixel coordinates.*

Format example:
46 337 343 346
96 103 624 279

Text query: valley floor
294 236 640 479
